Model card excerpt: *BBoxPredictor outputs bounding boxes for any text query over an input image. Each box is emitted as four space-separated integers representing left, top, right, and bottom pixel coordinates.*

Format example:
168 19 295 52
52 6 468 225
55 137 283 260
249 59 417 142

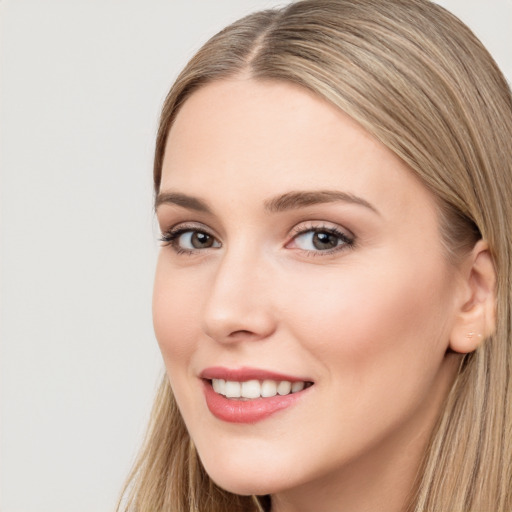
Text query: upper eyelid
289 221 354 238
162 221 218 237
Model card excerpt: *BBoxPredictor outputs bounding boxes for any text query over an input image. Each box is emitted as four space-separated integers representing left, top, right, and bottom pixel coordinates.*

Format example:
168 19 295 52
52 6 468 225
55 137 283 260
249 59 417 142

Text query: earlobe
449 240 496 354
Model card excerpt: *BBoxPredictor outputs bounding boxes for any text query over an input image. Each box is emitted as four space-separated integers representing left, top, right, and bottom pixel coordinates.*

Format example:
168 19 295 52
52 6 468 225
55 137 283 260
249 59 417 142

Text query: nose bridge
201 241 275 343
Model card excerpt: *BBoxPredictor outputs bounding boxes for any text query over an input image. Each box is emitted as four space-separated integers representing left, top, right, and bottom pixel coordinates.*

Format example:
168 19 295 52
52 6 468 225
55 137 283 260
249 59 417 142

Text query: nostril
225 329 270 343
229 330 254 336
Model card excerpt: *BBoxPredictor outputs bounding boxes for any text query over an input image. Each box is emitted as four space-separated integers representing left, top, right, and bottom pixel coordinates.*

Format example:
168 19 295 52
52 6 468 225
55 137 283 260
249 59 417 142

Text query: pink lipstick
200 367 313 424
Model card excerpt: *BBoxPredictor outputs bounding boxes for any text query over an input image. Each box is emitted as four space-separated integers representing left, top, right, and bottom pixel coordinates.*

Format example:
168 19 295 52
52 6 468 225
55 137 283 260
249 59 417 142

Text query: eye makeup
286 221 355 256
159 219 356 259
159 222 220 255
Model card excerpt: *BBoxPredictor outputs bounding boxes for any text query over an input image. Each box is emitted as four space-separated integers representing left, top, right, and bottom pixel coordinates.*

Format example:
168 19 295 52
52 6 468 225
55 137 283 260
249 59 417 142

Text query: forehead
164 78 381 177
161 78 435 222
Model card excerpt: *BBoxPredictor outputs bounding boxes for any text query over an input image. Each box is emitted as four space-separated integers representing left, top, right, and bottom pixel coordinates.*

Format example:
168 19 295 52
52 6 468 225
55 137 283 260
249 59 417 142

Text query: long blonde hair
119 1 512 510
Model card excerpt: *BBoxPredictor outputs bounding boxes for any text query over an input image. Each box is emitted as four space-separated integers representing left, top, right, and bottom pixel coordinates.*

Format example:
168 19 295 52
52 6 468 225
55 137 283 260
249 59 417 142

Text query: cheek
273 260 457 461
282 258 454 382
152 257 201 368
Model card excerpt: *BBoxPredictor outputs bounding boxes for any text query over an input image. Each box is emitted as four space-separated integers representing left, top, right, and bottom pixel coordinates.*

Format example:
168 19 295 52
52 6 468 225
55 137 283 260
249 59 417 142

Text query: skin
153 77 469 512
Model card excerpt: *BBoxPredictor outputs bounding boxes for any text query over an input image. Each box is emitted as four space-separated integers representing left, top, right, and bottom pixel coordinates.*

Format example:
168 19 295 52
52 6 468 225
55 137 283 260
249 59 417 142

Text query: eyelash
288 223 355 256
159 223 216 255
159 223 355 256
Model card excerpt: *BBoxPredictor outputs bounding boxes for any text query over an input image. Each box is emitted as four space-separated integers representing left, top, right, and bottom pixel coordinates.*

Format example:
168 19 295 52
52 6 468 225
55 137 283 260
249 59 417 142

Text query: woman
119 1 512 510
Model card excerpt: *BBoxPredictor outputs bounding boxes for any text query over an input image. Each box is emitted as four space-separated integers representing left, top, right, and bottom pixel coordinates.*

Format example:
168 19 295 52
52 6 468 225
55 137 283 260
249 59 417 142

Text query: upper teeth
211 379 306 399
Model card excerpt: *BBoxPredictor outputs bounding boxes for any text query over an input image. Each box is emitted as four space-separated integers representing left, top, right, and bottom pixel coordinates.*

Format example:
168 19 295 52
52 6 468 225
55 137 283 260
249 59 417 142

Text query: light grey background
1 1 510 511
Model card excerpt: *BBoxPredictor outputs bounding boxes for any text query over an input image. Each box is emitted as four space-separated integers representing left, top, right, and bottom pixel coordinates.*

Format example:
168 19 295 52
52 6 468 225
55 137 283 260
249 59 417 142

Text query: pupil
192 232 212 248
313 231 338 250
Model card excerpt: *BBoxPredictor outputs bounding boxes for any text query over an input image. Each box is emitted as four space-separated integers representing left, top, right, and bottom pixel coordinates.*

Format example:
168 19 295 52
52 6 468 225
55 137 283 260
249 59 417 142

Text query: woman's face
154 78 463 502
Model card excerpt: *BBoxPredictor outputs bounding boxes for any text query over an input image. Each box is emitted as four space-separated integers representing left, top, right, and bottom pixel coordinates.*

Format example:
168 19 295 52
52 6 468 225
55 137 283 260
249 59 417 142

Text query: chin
199 457 290 496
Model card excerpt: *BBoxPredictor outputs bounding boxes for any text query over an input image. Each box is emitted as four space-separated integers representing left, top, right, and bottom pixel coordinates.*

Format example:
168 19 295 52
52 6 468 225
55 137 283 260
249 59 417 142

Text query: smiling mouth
209 379 314 400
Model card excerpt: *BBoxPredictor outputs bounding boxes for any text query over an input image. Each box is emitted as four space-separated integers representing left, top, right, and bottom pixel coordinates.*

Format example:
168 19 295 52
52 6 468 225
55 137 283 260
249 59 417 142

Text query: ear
449 240 496 354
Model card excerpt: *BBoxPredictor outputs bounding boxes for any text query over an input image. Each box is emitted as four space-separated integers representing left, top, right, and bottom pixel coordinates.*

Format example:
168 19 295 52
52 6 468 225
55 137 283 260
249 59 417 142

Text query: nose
201 248 276 344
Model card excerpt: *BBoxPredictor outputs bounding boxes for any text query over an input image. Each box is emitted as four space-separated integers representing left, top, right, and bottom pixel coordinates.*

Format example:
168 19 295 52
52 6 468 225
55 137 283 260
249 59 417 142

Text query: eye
160 226 221 253
178 230 220 250
288 225 354 253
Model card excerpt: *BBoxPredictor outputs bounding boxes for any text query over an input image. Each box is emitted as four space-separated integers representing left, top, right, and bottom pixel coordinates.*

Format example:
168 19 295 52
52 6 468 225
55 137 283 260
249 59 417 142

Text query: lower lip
203 380 308 424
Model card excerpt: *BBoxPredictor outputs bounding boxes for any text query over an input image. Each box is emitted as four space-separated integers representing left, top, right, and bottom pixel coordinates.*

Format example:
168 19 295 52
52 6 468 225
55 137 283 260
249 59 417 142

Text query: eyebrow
155 192 212 213
264 190 379 215
155 190 379 215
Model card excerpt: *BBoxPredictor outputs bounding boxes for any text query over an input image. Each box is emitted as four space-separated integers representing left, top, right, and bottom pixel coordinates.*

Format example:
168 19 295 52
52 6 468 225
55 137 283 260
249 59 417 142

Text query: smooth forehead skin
161 78 427 225
154 78 463 511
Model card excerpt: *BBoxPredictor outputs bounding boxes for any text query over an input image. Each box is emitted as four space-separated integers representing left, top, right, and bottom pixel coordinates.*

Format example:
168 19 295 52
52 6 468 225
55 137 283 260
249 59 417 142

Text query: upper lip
200 366 312 383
